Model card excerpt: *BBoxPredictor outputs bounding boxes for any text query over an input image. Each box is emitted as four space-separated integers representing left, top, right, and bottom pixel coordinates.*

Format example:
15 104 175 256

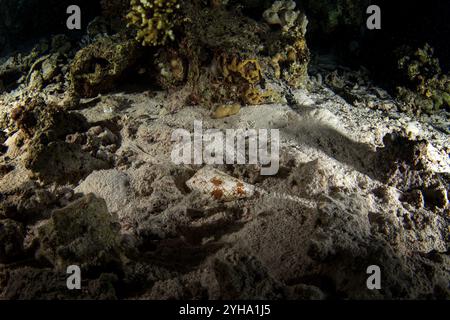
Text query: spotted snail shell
186 167 255 202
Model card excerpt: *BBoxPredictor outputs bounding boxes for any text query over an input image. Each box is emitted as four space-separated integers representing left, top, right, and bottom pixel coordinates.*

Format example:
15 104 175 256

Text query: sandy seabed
0 60 449 299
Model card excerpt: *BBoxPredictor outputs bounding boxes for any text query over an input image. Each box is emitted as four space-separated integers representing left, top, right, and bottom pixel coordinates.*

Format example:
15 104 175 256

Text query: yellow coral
221 56 262 84
243 86 280 105
218 55 266 105
243 86 264 105
271 38 309 88
126 0 181 46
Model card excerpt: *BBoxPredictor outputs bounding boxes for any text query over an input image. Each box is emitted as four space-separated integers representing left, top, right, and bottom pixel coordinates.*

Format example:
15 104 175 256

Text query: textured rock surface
1 76 449 300
0 0 448 301
37 194 123 271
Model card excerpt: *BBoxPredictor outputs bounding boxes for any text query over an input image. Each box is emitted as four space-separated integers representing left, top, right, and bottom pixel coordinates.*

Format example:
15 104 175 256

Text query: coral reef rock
37 194 123 271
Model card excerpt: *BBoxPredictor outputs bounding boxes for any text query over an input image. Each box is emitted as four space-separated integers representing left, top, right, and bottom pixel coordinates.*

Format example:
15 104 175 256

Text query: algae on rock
69 35 140 98
395 44 450 114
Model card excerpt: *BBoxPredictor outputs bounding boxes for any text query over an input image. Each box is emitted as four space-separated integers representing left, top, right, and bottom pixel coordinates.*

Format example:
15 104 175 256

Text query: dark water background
0 0 448 76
